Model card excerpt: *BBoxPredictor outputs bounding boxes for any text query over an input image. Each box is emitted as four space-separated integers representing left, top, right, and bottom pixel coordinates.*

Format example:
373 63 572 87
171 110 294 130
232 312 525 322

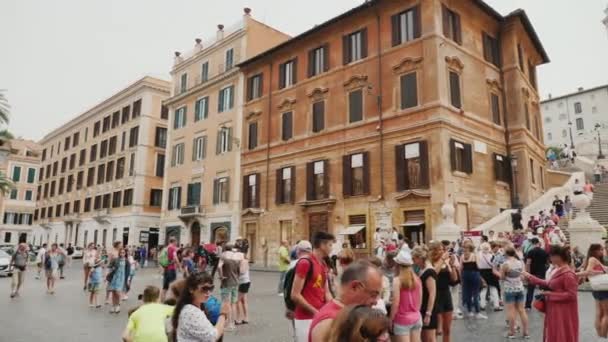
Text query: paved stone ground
0 262 598 341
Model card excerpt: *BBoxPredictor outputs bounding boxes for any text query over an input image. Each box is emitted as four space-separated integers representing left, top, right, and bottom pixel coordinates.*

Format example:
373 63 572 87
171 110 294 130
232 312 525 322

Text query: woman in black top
460 244 486 319
429 241 458 342
412 246 437 342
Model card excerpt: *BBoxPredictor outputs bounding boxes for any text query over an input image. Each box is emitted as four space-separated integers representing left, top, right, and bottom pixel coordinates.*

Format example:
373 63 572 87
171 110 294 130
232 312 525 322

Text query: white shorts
294 319 312 342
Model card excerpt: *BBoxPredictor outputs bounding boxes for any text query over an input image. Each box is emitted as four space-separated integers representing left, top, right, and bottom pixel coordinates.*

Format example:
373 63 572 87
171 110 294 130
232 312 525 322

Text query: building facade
33 77 170 250
0 139 41 245
239 0 549 266
541 85 608 157
161 9 289 246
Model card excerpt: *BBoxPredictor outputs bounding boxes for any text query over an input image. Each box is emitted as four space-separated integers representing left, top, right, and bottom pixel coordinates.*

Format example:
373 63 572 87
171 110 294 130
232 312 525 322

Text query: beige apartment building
0 139 41 245
161 8 289 246
33 77 170 250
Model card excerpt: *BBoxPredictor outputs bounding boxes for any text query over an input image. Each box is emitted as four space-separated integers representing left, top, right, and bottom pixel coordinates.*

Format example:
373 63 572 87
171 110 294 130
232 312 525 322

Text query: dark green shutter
363 152 370 195
413 5 421 38
342 155 351 197
391 13 401 46
276 169 282 205
360 28 368 58
323 44 330 72
342 34 350 65
306 162 314 201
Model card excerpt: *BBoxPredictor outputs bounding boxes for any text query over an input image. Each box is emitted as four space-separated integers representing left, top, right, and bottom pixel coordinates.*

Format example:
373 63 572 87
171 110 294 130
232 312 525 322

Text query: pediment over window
246 110 262 120
445 56 464 71
486 78 502 91
343 75 368 91
392 57 423 74
531 100 539 108
241 208 263 217
306 87 329 101
394 189 431 201
277 98 297 111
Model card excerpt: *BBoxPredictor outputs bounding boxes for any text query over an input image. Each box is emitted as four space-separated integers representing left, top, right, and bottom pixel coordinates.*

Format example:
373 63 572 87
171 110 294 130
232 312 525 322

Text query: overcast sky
1 0 607 141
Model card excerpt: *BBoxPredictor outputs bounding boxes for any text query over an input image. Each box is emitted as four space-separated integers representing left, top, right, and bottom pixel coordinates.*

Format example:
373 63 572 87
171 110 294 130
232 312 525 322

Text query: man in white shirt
36 243 47 280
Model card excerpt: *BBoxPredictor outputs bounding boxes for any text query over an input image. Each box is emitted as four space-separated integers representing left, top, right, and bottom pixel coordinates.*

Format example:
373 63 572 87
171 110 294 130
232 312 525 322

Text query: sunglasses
197 285 215 293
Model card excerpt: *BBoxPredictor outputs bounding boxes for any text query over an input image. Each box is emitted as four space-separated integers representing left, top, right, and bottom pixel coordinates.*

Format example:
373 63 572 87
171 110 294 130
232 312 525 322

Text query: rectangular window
100 140 108 159
187 182 201 206
282 111 293 141
112 191 122 208
61 158 67 173
129 126 139 147
201 62 209 82
276 166 295 205
574 102 582 114
90 144 97 162
213 177 230 204
9 189 17 199
64 202 70 215
442 5 462 44
243 174 259 209
84 198 91 212
52 161 58 177
343 153 369 197
225 48 234 71
517 44 524 72
12 166 21 182
171 144 185 166
112 111 120 128
66 174 73 192
25 190 33 201
528 61 537 90
93 121 100 137
247 74 263 101
450 139 473 174
343 29 367 64
64 137 70 151
391 6 421 46
39 167 44 181
194 97 209 121
312 101 325 133
180 73 188 93
494 154 510 183
348 89 363 123
77 171 84 190
576 118 584 130
491 93 501 125
308 45 329 77
216 127 232 155
248 122 258 150
58 178 64 195
129 153 135 176
56 204 62 217
150 189 163 207
73 132 80 147
218 86 234 112
73 200 80 213
192 137 206 161
86 167 95 187
155 127 167 148
123 189 133 206
94 195 101 210
400 72 418 109
3 232 10 243
308 160 328 200
116 157 125 179
27 168 35 183
161 105 169 120
102 193 110 209
121 131 126 151
106 161 114 182
482 32 500 67
102 116 111 133
132 99 141 118
168 186 181 210
279 59 297 89
530 158 535 184
449 71 462 109
79 149 86 166
109 136 117 155
122 106 130 124
155 154 165 177
97 164 105 184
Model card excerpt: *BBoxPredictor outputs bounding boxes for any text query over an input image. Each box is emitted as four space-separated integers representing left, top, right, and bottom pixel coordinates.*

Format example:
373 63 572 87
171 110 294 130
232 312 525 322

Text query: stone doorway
191 221 201 247
309 213 328 241
245 222 257 263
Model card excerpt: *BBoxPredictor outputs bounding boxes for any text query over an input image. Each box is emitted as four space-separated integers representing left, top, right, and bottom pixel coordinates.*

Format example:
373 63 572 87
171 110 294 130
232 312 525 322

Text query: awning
400 221 425 227
338 225 366 235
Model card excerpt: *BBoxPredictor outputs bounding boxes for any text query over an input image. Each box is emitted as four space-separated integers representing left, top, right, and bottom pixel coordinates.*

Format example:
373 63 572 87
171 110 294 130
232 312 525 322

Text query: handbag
589 274 608 291
533 294 546 313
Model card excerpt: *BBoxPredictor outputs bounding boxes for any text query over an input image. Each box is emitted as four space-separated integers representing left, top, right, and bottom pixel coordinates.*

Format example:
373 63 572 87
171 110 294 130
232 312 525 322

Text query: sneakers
453 312 464 320
10 292 16 298
277 293 284 297
475 313 488 320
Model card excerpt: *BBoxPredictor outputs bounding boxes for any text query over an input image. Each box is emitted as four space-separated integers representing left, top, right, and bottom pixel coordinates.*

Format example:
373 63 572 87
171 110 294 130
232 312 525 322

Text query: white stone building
541 85 608 158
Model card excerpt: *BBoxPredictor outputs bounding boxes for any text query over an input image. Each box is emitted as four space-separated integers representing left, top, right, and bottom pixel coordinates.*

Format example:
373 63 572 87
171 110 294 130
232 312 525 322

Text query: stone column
434 197 462 242
568 193 605 253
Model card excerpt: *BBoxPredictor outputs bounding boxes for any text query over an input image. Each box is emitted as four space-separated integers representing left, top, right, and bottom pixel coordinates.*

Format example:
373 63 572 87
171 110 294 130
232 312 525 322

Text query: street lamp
595 123 605 159
510 155 520 209
568 121 575 150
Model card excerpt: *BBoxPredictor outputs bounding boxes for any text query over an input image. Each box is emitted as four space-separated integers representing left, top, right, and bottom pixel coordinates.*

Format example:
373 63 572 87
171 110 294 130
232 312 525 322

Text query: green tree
0 90 14 195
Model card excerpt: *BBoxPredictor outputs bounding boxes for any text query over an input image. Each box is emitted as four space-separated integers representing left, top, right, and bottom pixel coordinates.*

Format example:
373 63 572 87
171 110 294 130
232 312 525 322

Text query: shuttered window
312 101 325 133
180 73 188 93
216 127 232 155
174 107 186 129
194 97 209 121
132 99 142 118
343 28 367 64
213 177 230 204
395 141 429 191
276 166 296 205
449 139 473 174
201 62 209 82
449 71 462 109
248 122 258 150
122 106 130 124
112 191 122 208
225 49 234 71
491 93 501 125
116 157 125 179
308 45 329 77
90 144 97 162
400 72 418 109
307 160 329 201
171 143 184 167
282 111 293 141
97 164 105 185
155 154 164 177
192 137 207 161
168 186 182 210
349 89 363 123
218 86 234 112
482 32 500 67
493 153 510 183
155 127 167 148
247 74 263 101
343 152 370 197
187 183 201 206
129 126 139 147
150 189 163 207
242 173 260 209
442 5 462 44
279 59 297 89
391 6 421 46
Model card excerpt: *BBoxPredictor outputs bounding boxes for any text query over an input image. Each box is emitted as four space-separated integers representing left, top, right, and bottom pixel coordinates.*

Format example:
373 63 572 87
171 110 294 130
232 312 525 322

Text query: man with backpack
288 232 335 342
159 237 179 301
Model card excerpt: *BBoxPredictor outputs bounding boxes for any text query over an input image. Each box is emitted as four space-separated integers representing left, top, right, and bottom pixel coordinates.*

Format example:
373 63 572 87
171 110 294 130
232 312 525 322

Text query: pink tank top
394 276 422 326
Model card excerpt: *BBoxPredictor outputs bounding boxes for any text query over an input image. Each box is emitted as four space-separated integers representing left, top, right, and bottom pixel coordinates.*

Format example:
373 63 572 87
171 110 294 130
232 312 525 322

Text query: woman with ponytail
390 250 422 342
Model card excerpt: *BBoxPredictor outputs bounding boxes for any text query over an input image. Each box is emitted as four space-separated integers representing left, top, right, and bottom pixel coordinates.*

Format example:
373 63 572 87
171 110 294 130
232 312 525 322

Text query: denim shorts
393 318 423 336
593 291 608 301
221 286 239 304
504 291 525 304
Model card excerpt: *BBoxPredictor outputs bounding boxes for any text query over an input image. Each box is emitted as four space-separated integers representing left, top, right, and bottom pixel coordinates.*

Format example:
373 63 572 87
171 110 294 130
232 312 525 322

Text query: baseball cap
296 240 312 253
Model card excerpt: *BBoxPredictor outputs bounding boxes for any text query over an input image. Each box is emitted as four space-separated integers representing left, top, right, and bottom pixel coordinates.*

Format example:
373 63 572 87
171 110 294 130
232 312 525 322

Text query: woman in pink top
390 250 422 342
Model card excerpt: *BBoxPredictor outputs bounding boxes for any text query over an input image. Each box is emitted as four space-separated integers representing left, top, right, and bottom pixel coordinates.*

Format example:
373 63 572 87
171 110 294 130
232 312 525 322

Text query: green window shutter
12 166 21 182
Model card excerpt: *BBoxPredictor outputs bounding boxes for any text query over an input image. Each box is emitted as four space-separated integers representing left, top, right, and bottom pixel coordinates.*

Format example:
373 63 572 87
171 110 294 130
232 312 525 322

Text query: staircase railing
474 171 585 234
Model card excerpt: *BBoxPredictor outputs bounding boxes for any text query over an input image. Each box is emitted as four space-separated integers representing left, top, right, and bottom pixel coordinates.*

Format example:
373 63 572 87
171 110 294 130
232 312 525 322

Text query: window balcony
178 205 205 224
93 208 111 223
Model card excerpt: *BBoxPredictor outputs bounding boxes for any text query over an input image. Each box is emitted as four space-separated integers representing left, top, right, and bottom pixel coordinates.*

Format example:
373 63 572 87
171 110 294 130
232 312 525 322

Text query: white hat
395 250 413 266
554 226 561 231
537 227 544 234
296 240 312 253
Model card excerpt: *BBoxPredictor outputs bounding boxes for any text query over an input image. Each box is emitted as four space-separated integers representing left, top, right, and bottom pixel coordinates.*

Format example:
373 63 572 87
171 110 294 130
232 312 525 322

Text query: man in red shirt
308 260 383 342
161 237 178 300
291 231 334 342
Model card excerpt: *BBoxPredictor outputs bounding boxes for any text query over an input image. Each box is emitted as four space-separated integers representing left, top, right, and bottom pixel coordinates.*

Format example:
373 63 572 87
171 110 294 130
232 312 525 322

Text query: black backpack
283 258 314 311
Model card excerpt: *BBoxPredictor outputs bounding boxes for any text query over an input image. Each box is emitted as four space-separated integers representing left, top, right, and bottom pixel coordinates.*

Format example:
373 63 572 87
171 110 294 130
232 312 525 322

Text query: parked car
0 244 15 256
72 247 84 259
0 249 13 277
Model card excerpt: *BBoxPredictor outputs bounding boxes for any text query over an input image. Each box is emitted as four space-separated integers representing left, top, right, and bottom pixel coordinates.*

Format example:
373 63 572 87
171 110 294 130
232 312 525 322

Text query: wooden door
245 222 256 263
309 213 328 240
191 222 201 247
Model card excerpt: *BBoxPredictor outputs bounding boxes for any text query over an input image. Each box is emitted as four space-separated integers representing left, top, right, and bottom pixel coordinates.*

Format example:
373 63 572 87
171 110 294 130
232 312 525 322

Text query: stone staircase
559 182 608 243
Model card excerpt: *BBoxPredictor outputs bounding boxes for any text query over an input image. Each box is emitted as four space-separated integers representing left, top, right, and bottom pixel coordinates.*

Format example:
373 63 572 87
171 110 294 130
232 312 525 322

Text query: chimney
174 51 183 65
578 87 584 92
194 38 203 51
217 24 224 40
244 7 252 16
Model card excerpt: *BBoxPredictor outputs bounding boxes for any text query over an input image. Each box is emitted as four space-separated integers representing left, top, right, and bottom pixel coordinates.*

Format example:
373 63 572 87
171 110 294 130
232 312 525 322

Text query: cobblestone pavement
0 263 598 341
